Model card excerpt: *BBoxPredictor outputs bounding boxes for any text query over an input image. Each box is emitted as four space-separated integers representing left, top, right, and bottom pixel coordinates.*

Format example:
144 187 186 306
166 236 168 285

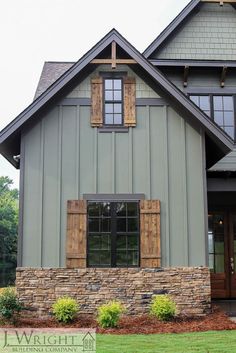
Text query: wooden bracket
183 65 189 87
90 41 137 68
111 41 116 69
220 66 227 88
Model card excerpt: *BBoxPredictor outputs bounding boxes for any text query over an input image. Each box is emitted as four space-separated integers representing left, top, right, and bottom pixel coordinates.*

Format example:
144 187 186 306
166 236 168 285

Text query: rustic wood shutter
66 200 87 268
91 77 103 127
140 200 161 267
124 77 136 127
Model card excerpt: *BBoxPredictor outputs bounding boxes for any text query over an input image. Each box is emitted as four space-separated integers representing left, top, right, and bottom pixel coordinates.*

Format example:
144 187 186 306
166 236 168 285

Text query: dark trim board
58 98 168 107
208 178 236 192
98 127 129 133
58 98 91 106
136 98 168 106
186 88 236 95
150 59 236 68
83 193 145 201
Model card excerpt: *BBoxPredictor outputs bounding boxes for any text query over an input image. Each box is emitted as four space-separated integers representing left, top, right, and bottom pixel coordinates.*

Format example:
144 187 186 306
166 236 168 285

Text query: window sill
98 127 129 133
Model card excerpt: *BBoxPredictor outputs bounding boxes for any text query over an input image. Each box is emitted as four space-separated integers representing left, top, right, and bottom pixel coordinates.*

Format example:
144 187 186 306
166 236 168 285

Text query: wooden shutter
91 77 103 127
140 200 161 267
124 77 136 127
66 200 87 268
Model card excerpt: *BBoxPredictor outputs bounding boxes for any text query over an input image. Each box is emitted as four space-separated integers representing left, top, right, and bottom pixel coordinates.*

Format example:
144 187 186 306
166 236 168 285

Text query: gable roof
0 28 233 168
143 0 201 58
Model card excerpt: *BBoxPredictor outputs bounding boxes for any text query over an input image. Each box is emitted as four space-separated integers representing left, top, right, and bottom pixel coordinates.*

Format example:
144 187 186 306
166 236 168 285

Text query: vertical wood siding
21 103 205 268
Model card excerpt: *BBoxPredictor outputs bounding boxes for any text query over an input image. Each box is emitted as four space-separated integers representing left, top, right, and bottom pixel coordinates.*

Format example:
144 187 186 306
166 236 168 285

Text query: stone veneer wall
16 267 211 318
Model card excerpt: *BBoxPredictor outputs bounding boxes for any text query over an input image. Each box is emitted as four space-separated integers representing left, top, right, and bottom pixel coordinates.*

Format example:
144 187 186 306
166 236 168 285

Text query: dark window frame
87 201 140 268
103 77 124 126
189 93 236 141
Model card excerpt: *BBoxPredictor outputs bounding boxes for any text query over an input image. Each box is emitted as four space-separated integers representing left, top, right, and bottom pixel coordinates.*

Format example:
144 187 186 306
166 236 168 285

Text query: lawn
97 330 236 353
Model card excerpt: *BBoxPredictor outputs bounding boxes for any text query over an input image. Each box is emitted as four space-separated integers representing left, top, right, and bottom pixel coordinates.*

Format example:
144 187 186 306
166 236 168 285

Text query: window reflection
189 95 235 140
208 214 225 273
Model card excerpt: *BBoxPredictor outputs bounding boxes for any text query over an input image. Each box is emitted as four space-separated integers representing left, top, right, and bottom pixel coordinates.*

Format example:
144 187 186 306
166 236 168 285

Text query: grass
97 330 236 353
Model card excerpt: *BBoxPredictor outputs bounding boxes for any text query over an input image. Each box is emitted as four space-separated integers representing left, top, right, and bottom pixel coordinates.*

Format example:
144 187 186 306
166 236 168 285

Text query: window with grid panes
87 201 139 267
104 78 123 125
189 94 235 140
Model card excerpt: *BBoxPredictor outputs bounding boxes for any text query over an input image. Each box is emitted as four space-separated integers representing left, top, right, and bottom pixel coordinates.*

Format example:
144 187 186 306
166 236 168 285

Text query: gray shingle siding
153 3 236 60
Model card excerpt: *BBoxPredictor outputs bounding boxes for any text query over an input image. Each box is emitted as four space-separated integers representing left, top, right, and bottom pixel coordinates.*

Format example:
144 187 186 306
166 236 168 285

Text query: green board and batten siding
20 67 206 268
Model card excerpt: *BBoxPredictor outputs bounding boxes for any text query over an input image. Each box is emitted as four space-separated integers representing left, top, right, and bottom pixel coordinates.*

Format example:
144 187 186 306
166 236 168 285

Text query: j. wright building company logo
0 328 96 353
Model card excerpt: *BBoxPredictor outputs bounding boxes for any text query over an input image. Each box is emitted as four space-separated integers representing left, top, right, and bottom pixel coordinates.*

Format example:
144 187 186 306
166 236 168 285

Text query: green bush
52 297 79 323
0 287 21 321
97 301 125 328
150 294 176 321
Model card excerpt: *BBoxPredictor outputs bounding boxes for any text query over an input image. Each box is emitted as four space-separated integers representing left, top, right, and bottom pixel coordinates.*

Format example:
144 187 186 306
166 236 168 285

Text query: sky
0 0 189 188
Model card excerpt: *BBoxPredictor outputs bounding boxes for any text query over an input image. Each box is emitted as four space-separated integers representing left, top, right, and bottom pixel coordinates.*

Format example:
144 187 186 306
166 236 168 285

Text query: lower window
87 201 140 267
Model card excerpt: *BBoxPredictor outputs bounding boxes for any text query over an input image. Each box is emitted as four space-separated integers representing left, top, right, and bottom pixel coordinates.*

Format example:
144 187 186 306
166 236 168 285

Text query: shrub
0 287 21 321
52 297 79 323
150 294 176 321
97 301 125 328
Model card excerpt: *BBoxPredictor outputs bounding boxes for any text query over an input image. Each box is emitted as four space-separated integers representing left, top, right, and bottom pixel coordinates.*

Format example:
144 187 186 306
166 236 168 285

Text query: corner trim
17 136 25 267
201 131 209 266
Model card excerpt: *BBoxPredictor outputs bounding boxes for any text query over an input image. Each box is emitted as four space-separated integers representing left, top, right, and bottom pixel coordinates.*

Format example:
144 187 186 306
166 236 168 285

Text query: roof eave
0 28 233 169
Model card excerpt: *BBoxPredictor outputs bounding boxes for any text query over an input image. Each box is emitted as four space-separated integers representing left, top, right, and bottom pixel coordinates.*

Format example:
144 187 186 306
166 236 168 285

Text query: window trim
103 77 124 126
86 200 140 268
189 93 236 141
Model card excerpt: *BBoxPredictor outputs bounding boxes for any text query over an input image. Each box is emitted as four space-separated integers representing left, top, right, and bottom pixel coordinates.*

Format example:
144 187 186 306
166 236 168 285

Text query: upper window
91 76 136 128
189 95 211 117
104 78 123 125
87 201 140 267
190 95 235 140
213 96 234 139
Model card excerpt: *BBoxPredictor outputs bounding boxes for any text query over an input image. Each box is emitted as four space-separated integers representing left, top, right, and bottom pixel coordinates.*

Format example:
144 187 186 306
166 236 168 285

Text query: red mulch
1 305 236 334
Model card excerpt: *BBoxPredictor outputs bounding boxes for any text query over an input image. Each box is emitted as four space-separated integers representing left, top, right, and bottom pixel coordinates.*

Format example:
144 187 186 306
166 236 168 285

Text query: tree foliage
0 176 18 285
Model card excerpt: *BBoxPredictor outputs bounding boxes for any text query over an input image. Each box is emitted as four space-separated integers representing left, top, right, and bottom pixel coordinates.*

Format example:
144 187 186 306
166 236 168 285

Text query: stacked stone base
16 267 211 319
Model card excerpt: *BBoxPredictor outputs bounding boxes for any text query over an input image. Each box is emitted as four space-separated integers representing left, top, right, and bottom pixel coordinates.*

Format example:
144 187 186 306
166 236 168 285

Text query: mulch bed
1 305 236 334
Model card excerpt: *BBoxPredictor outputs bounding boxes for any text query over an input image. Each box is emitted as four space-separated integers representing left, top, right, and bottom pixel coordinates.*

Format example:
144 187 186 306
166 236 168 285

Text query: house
0 0 235 317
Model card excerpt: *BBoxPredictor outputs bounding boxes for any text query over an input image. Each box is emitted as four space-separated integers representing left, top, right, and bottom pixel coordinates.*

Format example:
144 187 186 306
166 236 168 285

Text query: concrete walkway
212 300 236 321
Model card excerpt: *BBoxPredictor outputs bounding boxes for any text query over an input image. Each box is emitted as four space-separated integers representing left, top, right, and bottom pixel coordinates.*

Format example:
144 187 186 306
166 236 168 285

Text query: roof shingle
34 62 74 100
